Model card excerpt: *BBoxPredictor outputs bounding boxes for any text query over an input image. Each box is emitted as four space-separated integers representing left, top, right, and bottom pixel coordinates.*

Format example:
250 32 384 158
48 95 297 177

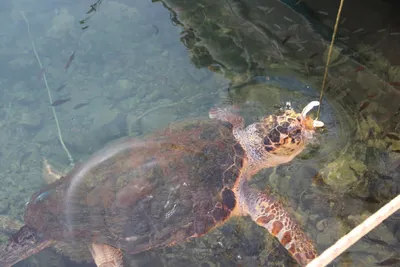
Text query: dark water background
0 0 399 266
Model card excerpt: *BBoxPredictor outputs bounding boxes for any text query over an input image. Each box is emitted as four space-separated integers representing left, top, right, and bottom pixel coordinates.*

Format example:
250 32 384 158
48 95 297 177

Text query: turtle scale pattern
0 102 323 267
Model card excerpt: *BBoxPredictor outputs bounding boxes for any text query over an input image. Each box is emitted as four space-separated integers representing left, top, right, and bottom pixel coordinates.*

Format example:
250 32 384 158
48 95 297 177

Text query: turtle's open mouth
294 101 325 140
0 225 54 267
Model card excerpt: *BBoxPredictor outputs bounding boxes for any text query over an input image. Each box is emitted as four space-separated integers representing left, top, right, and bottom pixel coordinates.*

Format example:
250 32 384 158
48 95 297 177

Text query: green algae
320 154 367 193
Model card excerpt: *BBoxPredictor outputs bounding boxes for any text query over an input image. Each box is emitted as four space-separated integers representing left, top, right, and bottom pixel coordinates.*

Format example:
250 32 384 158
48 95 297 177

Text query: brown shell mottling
24 119 245 254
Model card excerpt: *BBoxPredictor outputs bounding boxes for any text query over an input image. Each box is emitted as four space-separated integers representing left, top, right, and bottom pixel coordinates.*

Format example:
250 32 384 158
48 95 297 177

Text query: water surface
0 0 399 266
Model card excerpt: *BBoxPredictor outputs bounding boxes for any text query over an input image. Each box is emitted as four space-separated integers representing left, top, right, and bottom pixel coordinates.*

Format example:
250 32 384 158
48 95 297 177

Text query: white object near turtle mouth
301 101 324 128
301 101 320 117
313 120 324 128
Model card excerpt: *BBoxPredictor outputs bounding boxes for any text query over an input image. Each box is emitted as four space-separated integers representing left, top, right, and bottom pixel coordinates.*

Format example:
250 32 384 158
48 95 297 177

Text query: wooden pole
307 194 400 267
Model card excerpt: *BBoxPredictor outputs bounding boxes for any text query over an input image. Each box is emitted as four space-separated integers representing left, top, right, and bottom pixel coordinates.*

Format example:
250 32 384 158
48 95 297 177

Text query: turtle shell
24 119 245 254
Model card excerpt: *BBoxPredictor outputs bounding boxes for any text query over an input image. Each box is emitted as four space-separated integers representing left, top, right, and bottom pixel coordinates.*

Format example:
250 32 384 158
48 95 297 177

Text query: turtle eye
277 125 288 135
294 129 302 135
281 122 290 128
288 127 302 137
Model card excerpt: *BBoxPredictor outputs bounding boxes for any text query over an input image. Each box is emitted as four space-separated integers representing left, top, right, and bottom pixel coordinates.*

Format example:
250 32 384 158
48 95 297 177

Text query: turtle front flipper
239 181 317 266
0 225 54 267
89 243 124 267
208 107 245 130
42 158 66 184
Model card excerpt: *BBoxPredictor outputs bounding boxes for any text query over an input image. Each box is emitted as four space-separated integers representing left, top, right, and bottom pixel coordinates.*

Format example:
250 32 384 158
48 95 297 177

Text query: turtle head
23 177 73 241
0 225 54 267
283 101 324 141
261 101 324 157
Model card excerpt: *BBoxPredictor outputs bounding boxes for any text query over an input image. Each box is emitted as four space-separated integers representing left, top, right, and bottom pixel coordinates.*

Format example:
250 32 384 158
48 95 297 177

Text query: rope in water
21 11 74 166
316 0 345 119
310 0 400 266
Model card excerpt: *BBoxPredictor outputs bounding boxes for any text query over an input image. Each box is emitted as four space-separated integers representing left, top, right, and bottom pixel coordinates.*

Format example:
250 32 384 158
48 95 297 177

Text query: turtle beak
0 225 54 267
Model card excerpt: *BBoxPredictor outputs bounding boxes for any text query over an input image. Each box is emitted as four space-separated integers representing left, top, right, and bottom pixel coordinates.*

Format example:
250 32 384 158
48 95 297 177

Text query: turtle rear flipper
0 225 54 267
89 243 124 267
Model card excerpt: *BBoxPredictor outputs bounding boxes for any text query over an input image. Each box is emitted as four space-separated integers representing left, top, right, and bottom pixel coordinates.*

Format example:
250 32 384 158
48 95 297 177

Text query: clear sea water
0 0 399 266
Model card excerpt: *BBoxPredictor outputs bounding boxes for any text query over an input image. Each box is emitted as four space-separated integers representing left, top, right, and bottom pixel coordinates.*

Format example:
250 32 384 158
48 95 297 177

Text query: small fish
282 35 292 44
375 258 400 266
51 97 71 106
65 51 76 70
256 6 270 12
81 26 89 30
273 24 282 30
363 196 380 204
73 102 89 109
352 28 364 34
267 7 275 13
56 83 67 92
283 16 294 23
309 52 319 59
86 4 98 14
365 234 390 247
359 100 370 112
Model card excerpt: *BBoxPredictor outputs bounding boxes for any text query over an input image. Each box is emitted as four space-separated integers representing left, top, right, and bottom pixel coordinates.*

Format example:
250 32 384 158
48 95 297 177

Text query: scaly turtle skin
0 101 323 267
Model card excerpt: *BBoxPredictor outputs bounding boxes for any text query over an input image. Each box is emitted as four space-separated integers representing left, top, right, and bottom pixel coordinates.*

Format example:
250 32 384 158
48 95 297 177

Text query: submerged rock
320 155 367 193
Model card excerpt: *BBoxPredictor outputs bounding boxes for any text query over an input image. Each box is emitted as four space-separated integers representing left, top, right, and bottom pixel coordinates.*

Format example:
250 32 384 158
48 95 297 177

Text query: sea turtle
0 101 324 267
